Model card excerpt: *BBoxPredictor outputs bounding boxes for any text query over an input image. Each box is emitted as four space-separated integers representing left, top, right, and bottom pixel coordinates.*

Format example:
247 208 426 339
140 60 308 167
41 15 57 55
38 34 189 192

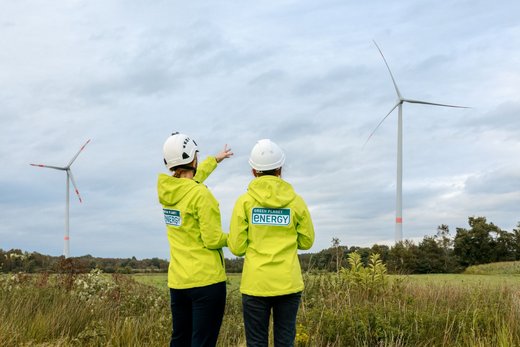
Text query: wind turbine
30 139 91 258
366 41 468 243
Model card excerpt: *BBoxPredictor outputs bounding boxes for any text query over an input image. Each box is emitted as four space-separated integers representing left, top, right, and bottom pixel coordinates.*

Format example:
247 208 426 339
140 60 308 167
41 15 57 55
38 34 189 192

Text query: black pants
242 292 302 347
169 281 226 347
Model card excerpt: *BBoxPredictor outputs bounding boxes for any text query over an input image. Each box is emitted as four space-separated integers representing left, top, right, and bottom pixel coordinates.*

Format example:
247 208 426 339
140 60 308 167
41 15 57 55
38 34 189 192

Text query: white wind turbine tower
366 41 469 243
30 139 91 258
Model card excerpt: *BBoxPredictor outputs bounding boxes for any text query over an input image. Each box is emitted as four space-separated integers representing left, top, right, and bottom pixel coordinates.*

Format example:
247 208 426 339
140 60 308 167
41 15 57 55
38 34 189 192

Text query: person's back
158 172 226 288
158 132 232 347
230 174 313 296
229 139 314 347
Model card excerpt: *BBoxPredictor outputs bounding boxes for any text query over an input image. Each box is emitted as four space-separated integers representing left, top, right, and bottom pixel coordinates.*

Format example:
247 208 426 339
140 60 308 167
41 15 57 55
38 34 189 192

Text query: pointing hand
215 144 234 163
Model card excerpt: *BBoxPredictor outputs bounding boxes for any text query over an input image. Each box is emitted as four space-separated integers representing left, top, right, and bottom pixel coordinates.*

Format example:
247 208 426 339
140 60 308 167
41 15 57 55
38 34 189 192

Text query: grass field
133 271 520 291
132 272 168 289
133 271 520 346
2 266 520 346
132 272 241 291
404 273 520 286
464 261 520 275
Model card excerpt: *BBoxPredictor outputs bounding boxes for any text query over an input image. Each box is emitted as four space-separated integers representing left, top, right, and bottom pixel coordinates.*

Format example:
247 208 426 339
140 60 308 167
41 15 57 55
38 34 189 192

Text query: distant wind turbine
365 41 469 243
30 139 91 258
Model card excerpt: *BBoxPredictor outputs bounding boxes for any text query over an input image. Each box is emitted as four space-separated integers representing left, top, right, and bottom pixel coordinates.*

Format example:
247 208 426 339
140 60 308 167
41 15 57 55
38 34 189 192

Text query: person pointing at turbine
157 132 233 347
228 139 314 347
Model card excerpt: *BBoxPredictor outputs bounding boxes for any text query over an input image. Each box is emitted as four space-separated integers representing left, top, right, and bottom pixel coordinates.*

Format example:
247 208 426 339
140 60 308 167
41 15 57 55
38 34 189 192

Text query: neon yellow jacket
158 157 227 289
229 175 314 296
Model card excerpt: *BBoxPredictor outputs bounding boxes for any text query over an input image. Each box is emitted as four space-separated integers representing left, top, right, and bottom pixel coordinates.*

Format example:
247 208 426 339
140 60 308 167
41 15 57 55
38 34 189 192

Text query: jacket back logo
251 207 291 226
163 208 182 227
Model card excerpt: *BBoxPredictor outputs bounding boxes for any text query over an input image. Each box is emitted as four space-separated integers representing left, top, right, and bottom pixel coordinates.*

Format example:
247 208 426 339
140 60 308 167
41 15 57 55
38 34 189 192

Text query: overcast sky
1 0 519 259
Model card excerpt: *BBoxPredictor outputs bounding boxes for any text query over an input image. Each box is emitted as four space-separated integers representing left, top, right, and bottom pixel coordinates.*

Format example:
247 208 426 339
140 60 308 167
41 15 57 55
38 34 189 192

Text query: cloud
462 102 520 134
465 167 520 195
1 0 520 258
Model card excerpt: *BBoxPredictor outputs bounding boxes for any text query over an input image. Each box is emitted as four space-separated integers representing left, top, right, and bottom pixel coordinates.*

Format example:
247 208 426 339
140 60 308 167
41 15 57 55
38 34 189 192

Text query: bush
0 270 170 346
297 253 520 346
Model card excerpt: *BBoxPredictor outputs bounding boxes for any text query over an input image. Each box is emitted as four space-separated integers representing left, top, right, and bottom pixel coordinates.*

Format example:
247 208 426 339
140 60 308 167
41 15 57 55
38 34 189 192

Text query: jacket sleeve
295 197 315 250
193 156 218 184
228 198 249 256
196 187 228 249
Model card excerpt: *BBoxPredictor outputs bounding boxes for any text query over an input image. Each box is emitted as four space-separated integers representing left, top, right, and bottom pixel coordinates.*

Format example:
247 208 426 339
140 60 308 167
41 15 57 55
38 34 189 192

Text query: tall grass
299 273 520 346
297 254 520 346
464 261 520 275
0 271 172 346
2 258 520 346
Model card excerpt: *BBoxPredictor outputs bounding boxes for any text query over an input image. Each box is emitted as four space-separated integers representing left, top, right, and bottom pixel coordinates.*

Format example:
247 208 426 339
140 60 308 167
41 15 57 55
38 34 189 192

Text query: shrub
298 254 520 346
0 270 171 346
341 252 389 299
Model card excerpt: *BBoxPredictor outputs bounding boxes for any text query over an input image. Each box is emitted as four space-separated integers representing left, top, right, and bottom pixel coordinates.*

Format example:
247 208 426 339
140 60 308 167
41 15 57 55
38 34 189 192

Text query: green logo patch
163 209 181 227
252 208 291 226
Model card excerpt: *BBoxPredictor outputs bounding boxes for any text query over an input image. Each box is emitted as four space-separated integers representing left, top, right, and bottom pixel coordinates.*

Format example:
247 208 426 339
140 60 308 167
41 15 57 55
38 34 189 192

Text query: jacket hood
247 176 296 208
157 173 199 205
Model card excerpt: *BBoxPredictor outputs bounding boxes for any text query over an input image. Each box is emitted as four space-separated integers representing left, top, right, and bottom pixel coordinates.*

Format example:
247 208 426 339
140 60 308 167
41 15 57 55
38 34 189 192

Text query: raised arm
194 144 233 184
215 144 233 163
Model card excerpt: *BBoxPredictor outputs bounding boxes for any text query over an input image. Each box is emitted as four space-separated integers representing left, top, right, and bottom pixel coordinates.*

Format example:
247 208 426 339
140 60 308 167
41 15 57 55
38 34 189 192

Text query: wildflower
295 324 310 344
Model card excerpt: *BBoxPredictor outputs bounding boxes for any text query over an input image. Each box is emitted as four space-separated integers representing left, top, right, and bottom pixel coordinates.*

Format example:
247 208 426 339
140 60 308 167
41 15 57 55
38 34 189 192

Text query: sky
1 0 519 259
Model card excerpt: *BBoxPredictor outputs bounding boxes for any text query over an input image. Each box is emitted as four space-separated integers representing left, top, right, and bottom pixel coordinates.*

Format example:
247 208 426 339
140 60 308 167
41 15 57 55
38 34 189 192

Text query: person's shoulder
291 193 309 206
191 181 211 194
187 184 217 210
233 190 253 205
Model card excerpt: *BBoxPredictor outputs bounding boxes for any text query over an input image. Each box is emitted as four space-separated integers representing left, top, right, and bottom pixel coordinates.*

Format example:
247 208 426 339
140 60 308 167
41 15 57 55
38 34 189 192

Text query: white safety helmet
248 139 285 171
163 132 198 170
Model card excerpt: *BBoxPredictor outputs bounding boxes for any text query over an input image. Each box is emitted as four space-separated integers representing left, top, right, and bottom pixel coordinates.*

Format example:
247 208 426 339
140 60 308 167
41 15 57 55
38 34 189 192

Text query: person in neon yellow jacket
229 139 314 347
158 132 233 347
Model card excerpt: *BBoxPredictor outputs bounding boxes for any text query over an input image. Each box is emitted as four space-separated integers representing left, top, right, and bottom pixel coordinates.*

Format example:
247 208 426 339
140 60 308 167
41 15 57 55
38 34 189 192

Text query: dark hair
255 168 281 177
171 158 197 177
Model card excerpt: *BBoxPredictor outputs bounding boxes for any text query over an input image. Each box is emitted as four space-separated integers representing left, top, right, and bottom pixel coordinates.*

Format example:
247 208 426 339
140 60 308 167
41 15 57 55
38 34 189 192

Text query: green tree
370 244 390 264
416 236 445 273
387 240 419 274
513 222 520 260
454 217 501 267
433 224 459 272
494 229 516 262
225 257 244 273
331 237 342 273
347 246 371 267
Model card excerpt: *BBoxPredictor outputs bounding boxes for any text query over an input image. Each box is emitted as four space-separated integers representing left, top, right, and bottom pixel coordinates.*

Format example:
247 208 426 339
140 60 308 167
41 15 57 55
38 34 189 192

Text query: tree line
297 217 520 274
0 252 169 274
2 216 519 274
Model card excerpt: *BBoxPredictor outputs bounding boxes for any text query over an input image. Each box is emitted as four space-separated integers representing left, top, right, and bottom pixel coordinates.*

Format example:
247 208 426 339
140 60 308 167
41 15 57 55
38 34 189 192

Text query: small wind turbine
30 139 91 258
366 41 469 243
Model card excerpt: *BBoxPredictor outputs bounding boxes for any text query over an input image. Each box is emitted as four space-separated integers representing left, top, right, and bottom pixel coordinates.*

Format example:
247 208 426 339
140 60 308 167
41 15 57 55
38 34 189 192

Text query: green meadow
1 260 520 346
132 272 242 291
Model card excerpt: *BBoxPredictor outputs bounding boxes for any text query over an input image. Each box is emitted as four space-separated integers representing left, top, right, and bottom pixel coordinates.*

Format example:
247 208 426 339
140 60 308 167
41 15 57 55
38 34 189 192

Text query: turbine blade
30 164 66 170
67 139 91 167
403 98 470 108
363 102 400 148
373 40 402 100
68 170 83 203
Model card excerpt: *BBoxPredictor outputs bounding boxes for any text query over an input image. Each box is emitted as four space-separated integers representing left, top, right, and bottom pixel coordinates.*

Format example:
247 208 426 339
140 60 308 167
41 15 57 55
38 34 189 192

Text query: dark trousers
169 281 226 347
242 292 302 347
